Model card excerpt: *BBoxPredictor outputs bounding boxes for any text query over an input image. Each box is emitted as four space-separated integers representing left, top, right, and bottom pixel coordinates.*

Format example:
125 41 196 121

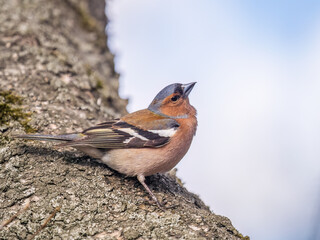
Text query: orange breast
101 115 197 177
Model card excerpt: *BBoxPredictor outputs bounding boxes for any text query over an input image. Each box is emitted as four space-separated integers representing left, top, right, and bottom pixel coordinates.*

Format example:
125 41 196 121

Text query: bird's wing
63 111 179 149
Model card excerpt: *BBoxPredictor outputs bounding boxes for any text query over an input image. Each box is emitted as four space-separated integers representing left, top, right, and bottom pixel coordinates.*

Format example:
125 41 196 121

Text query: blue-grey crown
154 83 182 102
148 82 196 112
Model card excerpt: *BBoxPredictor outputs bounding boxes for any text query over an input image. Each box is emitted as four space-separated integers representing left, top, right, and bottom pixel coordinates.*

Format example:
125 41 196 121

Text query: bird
15 82 197 209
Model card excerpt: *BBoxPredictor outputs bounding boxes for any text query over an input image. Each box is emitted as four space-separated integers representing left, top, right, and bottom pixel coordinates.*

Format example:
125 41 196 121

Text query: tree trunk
0 0 248 239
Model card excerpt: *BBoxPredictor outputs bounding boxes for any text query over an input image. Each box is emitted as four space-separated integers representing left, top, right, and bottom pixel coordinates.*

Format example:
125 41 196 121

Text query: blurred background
106 1 320 239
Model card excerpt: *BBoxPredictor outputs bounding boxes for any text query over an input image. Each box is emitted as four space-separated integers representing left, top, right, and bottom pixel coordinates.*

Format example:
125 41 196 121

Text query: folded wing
63 113 179 149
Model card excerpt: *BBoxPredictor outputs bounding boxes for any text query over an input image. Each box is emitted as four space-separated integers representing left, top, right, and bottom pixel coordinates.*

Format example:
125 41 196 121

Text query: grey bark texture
0 0 249 239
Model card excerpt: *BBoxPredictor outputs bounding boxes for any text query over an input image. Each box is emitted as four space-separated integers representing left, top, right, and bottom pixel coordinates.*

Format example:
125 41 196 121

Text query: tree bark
0 0 248 239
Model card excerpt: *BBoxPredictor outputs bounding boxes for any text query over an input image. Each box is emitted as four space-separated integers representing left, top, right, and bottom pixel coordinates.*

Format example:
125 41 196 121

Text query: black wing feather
64 119 174 149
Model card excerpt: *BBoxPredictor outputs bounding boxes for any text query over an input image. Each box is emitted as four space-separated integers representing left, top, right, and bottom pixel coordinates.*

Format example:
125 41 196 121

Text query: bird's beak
182 82 196 97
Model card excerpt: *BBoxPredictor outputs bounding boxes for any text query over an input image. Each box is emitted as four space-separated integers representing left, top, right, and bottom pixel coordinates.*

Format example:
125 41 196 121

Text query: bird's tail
13 133 82 142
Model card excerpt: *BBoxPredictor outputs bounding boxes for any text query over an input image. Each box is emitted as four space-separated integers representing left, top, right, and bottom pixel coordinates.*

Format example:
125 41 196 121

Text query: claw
137 175 166 211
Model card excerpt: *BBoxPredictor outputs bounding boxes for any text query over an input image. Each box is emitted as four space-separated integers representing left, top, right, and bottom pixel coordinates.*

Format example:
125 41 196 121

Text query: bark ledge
0 0 248 239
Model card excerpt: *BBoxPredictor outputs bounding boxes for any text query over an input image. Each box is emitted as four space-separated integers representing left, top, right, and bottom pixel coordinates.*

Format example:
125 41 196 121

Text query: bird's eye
171 95 180 102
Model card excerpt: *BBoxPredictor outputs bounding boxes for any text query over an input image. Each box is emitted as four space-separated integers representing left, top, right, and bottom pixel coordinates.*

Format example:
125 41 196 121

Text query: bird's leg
137 175 164 210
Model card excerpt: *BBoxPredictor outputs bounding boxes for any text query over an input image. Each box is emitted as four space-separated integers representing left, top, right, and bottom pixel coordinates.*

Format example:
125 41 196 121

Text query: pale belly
101 135 193 177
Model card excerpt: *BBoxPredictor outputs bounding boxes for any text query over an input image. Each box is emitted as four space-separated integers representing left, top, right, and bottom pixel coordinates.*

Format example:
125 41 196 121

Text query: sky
106 1 320 239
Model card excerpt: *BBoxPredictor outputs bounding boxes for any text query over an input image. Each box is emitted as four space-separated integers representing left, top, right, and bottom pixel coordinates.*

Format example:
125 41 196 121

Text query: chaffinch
15 82 197 209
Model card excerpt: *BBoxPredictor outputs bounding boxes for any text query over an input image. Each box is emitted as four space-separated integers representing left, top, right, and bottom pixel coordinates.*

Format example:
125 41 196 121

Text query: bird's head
148 82 196 118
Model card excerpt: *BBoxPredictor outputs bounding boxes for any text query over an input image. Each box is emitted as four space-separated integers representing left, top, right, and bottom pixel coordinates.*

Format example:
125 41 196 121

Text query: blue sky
106 1 320 239
239 0 320 44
